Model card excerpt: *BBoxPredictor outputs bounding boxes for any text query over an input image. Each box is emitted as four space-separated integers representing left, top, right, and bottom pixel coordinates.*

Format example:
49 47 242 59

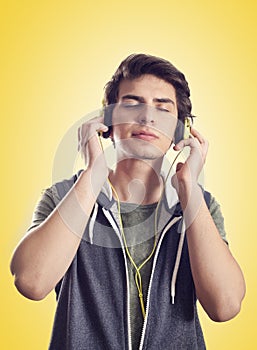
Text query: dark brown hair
104 53 194 123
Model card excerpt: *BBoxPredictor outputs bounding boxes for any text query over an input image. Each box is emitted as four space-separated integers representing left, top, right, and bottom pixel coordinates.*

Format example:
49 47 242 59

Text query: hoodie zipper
102 208 133 350
138 216 182 350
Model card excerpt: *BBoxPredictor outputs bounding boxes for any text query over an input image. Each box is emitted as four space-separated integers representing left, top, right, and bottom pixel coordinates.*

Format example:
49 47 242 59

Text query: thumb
171 163 183 189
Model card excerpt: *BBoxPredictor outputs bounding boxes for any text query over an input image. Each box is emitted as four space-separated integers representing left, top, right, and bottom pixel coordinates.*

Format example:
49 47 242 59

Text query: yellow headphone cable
98 133 182 318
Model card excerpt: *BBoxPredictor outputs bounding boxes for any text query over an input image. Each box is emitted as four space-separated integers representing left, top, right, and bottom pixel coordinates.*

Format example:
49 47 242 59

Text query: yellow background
1 0 256 349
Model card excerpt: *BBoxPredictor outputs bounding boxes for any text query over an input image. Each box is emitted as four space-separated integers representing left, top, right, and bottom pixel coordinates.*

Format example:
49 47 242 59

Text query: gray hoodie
31 170 226 350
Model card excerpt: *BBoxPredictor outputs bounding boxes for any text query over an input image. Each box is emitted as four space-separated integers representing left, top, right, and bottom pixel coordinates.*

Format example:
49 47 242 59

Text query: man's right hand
78 115 109 169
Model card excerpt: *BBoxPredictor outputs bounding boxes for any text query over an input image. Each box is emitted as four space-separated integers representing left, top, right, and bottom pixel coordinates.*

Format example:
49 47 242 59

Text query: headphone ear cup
102 104 115 138
174 119 184 144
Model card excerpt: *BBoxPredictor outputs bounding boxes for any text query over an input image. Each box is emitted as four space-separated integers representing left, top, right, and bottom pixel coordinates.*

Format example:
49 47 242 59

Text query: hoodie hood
96 169 179 210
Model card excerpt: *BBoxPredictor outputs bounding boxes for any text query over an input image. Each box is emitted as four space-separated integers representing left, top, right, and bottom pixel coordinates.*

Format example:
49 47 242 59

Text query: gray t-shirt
120 202 157 350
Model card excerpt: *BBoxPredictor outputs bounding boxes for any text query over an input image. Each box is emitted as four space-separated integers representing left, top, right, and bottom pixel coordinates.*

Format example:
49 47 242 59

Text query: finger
78 127 81 144
92 122 108 134
81 122 108 139
79 118 102 132
190 127 206 145
79 123 109 150
78 126 82 151
88 115 105 124
191 128 209 156
173 137 199 151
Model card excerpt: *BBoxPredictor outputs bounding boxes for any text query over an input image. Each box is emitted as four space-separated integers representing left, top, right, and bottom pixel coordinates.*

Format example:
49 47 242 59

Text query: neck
109 158 164 205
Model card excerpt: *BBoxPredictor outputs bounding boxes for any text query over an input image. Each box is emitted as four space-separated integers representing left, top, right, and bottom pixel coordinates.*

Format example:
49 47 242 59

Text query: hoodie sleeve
209 194 228 244
27 185 60 231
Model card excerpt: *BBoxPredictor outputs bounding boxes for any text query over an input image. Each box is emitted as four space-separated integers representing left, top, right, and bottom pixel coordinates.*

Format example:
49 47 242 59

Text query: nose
138 104 155 125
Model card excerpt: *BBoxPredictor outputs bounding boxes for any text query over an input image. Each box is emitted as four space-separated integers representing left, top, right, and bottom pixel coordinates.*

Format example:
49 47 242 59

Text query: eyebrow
121 94 175 105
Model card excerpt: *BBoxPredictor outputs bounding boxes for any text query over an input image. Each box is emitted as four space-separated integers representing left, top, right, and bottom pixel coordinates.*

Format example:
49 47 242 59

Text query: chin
136 151 163 160
116 139 165 160
120 146 164 160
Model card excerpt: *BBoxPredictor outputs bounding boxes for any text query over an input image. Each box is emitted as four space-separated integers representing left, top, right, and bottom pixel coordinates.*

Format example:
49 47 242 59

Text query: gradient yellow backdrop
1 0 256 349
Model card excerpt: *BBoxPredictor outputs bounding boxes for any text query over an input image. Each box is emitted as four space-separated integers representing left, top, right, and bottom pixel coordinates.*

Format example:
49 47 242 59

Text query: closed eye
156 107 170 112
122 102 144 108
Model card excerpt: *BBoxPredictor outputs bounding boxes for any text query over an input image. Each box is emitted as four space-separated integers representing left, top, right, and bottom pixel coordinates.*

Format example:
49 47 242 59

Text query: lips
132 129 159 141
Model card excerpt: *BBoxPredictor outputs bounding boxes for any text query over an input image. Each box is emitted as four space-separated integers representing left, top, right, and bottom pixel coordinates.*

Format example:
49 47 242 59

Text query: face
111 74 178 160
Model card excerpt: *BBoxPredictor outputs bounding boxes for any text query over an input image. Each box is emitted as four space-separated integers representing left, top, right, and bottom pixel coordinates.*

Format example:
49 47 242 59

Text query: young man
10 54 245 349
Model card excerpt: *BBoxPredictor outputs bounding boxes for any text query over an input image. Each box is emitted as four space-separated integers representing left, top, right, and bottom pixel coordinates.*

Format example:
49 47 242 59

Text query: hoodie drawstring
90 201 185 305
171 219 186 304
89 202 98 244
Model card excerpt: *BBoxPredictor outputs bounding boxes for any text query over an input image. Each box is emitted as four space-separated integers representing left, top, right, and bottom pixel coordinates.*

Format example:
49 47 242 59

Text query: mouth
131 129 159 141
